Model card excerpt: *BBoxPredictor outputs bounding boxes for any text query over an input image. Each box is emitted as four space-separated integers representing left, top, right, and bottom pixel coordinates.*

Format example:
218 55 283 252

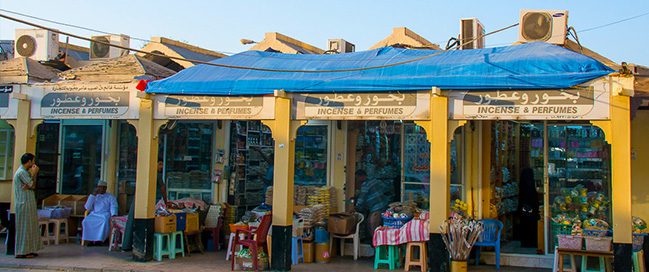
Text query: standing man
121 159 168 252
13 153 41 258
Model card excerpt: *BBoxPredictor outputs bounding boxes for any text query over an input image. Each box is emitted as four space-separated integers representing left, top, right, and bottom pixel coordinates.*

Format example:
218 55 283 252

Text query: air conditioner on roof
459 18 485 50
518 10 568 45
328 39 355 53
14 29 60 61
90 34 130 60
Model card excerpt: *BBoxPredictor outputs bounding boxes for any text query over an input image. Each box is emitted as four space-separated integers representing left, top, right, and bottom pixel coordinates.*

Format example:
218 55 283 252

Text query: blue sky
1 0 648 64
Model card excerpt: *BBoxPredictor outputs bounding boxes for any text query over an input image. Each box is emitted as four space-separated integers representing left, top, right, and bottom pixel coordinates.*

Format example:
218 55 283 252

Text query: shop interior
488 121 612 255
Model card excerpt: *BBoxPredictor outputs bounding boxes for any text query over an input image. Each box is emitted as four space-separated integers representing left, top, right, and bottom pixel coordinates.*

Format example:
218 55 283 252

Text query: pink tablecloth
373 212 430 247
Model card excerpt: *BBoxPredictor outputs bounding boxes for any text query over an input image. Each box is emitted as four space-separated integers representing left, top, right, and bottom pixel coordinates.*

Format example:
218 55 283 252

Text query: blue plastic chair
474 219 503 270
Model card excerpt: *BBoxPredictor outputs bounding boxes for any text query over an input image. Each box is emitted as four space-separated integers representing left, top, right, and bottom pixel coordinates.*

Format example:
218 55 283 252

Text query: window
0 125 14 179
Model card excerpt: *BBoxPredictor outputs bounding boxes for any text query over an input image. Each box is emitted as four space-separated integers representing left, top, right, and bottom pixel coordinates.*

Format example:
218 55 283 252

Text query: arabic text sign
158 95 272 119
41 91 130 118
295 92 430 120
450 88 609 120
0 86 12 117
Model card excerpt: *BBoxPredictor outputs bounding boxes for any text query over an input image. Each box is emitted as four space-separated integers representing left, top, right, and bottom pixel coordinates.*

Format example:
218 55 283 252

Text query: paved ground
0 237 549 272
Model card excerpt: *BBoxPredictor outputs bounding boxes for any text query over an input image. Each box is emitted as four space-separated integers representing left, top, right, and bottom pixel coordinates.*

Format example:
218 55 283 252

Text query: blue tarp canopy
146 42 613 96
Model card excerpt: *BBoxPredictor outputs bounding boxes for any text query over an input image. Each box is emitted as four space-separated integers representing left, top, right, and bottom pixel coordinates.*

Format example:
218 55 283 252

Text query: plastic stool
553 247 578 272
374 245 400 270
48 218 69 245
226 233 236 260
580 256 606 272
153 233 172 261
633 251 645 272
292 236 304 265
405 242 427 272
38 220 50 246
169 231 185 259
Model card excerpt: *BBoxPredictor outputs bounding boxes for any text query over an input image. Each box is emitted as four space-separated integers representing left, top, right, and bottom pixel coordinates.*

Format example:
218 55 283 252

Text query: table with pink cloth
373 212 430 247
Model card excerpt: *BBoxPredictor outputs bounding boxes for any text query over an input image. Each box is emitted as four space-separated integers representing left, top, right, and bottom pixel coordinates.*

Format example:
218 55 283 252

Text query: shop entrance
59 120 107 195
489 121 611 255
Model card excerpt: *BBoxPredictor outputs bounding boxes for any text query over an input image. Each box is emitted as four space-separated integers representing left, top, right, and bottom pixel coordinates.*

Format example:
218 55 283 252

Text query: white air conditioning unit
14 29 60 61
328 39 355 53
518 10 568 45
459 18 485 50
90 34 130 60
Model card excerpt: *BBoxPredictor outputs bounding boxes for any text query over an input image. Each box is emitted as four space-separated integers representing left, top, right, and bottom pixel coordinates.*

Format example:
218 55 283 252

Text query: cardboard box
303 241 314 263
185 213 199 233
328 213 356 235
155 215 177 233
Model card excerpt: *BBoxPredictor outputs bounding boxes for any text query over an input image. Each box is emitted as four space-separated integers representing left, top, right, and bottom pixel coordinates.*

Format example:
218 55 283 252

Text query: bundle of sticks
439 214 483 261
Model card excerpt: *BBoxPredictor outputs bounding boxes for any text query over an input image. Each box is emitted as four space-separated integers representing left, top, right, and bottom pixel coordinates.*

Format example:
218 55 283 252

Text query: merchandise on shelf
633 216 648 234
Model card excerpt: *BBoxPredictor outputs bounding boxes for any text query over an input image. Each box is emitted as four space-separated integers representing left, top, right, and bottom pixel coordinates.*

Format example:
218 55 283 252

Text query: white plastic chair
330 212 364 260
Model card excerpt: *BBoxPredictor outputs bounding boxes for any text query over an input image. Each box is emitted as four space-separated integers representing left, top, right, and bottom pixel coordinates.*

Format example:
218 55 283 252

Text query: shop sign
449 87 609 120
0 86 12 117
27 83 139 119
294 92 430 120
155 95 274 120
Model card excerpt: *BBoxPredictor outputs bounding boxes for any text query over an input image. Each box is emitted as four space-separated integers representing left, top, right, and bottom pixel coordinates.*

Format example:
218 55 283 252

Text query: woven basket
584 236 612 252
557 235 583 250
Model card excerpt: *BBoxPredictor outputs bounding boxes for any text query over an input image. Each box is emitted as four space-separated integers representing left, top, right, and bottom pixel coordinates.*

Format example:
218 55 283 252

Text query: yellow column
416 88 463 271
480 121 492 219
332 121 347 212
8 94 40 213
105 120 119 195
212 120 228 203
131 95 159 219
262 91 304 271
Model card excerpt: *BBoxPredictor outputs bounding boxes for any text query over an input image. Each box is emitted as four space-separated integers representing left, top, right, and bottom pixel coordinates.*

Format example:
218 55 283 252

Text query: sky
1 0 649 64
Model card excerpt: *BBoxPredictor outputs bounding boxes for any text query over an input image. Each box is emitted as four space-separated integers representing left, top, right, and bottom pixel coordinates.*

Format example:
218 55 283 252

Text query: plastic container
585 236 612 252
557 235 583 250
303 241 315 263
314 227 329 243
633 233 647 252
185 213 199 233
315 243 330 263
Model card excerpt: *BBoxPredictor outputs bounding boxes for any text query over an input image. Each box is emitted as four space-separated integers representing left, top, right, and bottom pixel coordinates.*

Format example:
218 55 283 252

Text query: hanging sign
294 91 430 120
449 86 609 120
154 95 274 120
25 82 139 119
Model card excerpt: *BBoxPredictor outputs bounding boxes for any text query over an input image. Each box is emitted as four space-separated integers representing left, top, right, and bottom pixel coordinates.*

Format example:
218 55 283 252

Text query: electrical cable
0 12 519 73
0 8 238 56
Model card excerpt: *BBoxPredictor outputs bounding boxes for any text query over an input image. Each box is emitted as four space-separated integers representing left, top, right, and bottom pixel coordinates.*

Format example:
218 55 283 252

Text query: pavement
0 237 549 272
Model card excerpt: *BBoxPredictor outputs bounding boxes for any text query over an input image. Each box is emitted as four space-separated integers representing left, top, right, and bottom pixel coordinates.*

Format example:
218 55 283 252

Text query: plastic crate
557 235 583 250
584 236 612 252
633 234 647 252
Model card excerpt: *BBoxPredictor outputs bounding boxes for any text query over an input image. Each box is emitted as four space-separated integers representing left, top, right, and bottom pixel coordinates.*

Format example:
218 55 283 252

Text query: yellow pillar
591 76 633 270
7 94 40 213
480 121 493 219
213 120 228 203
415 88 451 271
262 91 304 271
332 121 347 212
105 120 119 195
126 94 165 261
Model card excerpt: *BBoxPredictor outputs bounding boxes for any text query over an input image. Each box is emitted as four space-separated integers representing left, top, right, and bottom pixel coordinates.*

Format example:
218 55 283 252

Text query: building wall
632 109 649 221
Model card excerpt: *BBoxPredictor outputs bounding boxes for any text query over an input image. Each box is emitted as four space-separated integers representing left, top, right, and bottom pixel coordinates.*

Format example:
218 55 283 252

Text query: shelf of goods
228 121 273 218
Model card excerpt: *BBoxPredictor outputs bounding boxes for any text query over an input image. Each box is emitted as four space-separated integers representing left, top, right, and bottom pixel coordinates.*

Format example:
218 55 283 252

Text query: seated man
82 180 118 245
354 169 395 234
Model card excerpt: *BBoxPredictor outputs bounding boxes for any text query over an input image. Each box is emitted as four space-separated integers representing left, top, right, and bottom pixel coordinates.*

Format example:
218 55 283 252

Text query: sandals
15 253 38 258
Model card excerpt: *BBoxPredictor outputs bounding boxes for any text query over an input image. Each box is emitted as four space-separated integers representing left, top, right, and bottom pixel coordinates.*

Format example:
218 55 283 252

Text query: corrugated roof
59 54 175 82
0 57 59 83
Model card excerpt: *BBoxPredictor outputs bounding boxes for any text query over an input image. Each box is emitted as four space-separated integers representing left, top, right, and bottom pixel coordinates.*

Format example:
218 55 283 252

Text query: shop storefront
138 41 627 271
